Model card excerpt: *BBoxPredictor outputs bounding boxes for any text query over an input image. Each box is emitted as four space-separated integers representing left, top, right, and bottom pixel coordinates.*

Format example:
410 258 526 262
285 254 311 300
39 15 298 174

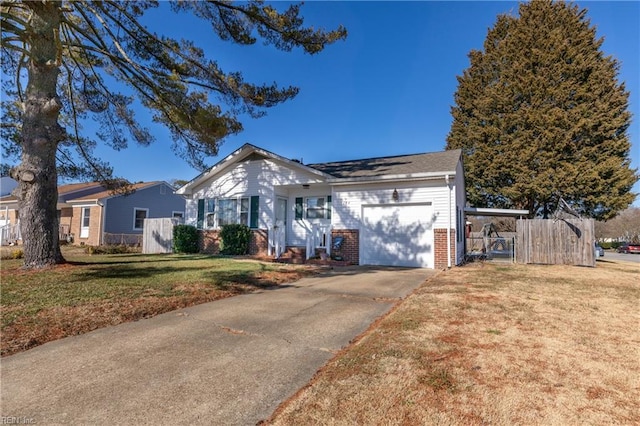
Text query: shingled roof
307 149 461 179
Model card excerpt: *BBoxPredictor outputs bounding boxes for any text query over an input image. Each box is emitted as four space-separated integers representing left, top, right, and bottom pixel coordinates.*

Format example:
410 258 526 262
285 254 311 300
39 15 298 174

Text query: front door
275 198 287 256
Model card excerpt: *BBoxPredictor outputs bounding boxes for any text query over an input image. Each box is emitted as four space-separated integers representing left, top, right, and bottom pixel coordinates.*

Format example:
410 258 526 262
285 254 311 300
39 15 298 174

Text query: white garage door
361 203 434 268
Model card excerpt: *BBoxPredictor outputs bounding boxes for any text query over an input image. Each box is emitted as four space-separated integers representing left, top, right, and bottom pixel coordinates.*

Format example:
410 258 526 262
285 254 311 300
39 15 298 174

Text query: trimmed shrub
84 245 139 255
173 224 199 254
220 224 252 255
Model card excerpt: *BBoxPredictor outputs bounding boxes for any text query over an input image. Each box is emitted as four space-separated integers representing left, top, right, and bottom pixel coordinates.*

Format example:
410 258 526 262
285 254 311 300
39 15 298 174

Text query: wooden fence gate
142 218 178 254
516 219 595 267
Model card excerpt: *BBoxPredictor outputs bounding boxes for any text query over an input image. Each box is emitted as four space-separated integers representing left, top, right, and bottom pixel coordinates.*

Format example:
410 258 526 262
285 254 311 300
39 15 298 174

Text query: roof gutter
328 171 457 186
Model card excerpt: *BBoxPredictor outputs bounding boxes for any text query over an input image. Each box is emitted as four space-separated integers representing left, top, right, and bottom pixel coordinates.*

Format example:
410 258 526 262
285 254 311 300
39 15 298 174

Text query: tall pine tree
446 1 637 220
1 1 346 268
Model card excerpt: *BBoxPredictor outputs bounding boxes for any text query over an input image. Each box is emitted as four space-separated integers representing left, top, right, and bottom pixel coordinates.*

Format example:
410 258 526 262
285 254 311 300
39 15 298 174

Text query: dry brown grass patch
1 253 317 356
268 260 640 425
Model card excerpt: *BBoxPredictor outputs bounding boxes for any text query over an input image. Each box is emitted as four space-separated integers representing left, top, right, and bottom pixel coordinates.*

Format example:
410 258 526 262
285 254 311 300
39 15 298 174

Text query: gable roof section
66 182 164 203
309 149 462 182
176 143 332 195
0 181 105 204
177 144 463 194
0 181 170 207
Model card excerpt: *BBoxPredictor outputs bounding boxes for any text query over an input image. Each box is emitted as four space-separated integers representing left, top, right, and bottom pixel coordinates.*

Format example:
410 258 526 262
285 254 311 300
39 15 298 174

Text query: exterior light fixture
392 189 399 202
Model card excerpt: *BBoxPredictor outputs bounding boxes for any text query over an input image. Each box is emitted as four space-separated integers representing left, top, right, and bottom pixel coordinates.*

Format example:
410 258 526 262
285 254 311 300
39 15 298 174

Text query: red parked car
617 243 640 254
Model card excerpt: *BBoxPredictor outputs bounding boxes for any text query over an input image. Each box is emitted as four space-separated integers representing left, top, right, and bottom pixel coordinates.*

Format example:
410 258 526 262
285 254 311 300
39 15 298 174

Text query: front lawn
268 260 640 425
0 249 317 356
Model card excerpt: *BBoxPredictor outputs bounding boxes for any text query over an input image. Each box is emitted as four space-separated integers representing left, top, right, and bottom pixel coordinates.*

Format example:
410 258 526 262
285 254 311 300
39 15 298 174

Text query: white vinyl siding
186 158 324 230
331 180 451 231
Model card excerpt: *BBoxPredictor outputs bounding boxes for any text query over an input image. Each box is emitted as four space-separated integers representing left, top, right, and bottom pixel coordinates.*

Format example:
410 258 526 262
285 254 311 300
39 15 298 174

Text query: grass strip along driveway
1 252 317 357
268 260 640 425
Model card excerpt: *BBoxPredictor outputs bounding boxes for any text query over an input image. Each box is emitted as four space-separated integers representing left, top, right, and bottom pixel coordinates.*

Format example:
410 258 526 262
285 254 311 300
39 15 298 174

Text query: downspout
99 200 105 245
445 174 452 268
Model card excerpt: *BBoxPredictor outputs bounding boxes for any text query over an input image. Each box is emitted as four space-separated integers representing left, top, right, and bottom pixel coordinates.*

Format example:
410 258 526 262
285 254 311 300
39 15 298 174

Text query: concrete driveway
1 266 435 425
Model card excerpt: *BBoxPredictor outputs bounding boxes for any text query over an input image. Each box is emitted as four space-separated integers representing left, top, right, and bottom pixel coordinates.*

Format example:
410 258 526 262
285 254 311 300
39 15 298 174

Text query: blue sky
93 1 639 204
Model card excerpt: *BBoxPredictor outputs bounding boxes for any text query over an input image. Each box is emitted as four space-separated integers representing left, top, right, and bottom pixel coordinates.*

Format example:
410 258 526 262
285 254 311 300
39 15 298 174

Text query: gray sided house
0 181 185 246
67 181 186 245
177 144 466 269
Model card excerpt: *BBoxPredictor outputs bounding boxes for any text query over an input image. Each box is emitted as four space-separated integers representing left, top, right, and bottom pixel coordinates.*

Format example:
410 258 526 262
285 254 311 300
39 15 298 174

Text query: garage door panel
361 204 434 268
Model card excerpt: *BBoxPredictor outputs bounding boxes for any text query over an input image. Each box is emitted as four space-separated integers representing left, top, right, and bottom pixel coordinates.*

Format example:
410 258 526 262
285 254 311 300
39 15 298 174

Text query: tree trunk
14 2 65 268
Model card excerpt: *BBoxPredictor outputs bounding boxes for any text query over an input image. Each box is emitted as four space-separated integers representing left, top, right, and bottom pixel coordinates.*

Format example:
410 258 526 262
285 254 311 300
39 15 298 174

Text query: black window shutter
327 195 332 219
197 199 205 229
295 197 303 220
250 196 259 228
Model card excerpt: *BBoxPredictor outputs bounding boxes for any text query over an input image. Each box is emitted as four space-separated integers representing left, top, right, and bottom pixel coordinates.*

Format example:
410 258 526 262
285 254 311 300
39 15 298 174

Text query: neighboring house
177 143 466 269
0 177 18 197
0 181 185 246
0 177 18 229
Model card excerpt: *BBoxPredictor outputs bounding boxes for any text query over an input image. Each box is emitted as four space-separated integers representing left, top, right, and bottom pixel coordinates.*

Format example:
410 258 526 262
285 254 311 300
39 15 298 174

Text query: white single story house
176 143 466 269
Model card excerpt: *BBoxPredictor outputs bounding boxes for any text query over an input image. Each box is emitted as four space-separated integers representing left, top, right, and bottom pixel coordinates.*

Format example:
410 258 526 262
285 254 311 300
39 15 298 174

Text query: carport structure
464 207 529 262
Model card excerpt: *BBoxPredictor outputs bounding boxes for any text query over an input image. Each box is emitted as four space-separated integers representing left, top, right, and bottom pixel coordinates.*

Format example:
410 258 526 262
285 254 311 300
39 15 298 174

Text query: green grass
0 251 315 356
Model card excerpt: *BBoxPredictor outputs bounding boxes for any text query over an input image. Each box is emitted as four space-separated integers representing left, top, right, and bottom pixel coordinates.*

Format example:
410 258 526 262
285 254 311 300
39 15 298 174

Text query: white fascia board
328 171 457 186
66 200 103 207
0 201 18 209
464 207 529 217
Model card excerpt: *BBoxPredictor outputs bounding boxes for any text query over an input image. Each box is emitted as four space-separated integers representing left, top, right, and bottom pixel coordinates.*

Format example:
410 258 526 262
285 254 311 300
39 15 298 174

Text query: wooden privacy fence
142 218 179 254
516 218 595 267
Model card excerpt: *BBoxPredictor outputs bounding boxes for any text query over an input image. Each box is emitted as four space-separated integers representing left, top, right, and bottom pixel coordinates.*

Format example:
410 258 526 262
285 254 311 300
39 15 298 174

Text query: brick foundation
249 229 268 256
434 228 456 269
331 229 359 265
199 229 268 255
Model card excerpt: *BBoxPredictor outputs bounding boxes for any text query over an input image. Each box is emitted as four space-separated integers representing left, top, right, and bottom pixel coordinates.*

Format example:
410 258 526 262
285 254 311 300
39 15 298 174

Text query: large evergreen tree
446 0 637 219
0 1 346 268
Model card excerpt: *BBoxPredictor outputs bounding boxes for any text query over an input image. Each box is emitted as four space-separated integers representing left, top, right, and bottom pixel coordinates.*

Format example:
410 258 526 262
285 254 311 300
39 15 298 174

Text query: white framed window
198 196 256 229
240 197 249 226
133 208 148 230
205 199 216 228
217 198 237 227
80 207 91 238
306 197 331 219
82 207 91 227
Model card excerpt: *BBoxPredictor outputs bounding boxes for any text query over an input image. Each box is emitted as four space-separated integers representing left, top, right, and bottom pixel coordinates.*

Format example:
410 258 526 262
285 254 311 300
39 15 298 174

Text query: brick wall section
72 205 102 246
331 229 359 265
71 207 82 244
434 228 456 269
199 229 268 255
59 207 73 229
200 230 221 254
249 229 268 256
9 210 19 225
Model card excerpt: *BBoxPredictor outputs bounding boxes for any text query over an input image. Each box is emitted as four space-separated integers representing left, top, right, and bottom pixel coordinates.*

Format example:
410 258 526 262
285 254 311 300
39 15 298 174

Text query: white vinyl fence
142 218 179 254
